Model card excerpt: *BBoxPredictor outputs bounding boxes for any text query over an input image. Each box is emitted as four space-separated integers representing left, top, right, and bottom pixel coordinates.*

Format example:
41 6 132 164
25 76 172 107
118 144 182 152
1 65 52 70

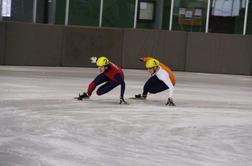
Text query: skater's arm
157 70 175 98
114 73 125 99
163 77 174 98
120 81 125 99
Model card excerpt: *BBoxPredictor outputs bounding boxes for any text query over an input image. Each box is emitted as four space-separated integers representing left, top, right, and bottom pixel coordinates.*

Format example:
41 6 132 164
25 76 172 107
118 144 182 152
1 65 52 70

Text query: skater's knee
96 90 103 96
148 90 157 94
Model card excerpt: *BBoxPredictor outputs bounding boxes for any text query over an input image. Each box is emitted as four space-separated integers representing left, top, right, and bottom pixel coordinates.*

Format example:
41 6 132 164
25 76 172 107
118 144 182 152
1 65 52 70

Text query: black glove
119 98 128 104
138 58 144 62
166 97 175 106
76 92 89 100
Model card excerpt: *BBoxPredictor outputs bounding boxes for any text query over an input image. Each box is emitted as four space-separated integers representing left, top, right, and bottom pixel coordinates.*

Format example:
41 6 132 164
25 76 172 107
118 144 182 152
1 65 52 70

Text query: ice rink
0 66 252 166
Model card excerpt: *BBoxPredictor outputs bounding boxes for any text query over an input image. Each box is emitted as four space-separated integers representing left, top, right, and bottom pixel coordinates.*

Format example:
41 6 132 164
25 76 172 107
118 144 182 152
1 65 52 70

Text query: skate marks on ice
74 97 171 108
1 67 252 166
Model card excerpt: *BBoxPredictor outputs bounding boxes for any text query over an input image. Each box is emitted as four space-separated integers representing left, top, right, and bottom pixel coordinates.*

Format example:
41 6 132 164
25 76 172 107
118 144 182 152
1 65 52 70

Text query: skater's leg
96 80 119 96
143 75 168 96
87 73 109 95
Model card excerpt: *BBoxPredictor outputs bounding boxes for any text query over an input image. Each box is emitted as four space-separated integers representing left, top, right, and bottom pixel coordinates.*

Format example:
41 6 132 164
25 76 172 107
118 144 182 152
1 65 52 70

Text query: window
68 0 100 26
171 0 208 32
102 0 135 28
247 0 252 34
2 0 12 17
138 0 156 22
209 0 246 34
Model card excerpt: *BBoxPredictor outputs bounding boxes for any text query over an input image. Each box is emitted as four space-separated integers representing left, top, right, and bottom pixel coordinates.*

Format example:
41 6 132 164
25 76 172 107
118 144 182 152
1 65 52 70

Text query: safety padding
122 29 187 71
0 22 5 64
186 32 252 75
5 22 64 66
62 26 124 68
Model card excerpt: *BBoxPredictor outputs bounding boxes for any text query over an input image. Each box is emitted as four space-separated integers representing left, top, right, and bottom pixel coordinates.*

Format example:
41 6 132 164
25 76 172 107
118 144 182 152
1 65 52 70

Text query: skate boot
135 94 147 99
76 92 90 100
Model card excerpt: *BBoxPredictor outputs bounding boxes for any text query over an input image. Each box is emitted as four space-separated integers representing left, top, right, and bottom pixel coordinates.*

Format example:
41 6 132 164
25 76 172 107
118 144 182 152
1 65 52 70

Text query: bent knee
148 90 158 94
96 90 103 96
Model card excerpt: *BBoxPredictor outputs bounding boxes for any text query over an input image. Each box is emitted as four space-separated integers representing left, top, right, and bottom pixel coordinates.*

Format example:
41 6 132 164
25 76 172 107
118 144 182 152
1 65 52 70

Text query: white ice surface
0 66 252 166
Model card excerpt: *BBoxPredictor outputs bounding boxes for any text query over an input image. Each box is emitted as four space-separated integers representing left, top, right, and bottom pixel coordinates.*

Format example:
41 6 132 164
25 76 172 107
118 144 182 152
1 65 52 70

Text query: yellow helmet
145 59 160 68
96 57 109 67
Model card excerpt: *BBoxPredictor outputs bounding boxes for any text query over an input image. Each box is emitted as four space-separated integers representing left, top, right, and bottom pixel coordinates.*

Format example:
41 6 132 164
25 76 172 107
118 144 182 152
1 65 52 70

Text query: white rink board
0 66 252 166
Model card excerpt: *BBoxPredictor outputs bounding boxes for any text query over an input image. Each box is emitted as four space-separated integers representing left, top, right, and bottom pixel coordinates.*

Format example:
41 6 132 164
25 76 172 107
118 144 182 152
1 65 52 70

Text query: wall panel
2 22 252 75
62 26 124 68
0 22 6 64
122 29 187 71
5 22 64 66
186 33 252 75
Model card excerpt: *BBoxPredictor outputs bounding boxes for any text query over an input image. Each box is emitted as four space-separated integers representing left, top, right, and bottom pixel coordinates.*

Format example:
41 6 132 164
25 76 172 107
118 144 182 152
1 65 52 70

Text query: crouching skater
76 56 127 104
135 57 176 106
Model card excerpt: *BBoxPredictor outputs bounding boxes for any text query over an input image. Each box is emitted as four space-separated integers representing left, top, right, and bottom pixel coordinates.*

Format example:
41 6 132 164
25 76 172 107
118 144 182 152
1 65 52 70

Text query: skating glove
77 92 90 100
138 58 144 62
90 56 97 63
119 98 128 104
166 97 175 106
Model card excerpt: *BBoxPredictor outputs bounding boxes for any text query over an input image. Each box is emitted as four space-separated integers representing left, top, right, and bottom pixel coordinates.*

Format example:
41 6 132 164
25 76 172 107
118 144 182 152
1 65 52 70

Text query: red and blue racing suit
87 63 125 99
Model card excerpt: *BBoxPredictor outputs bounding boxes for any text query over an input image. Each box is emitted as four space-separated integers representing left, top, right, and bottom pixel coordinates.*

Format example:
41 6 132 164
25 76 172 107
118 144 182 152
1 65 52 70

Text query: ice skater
134 57 176 106
76 56 127 104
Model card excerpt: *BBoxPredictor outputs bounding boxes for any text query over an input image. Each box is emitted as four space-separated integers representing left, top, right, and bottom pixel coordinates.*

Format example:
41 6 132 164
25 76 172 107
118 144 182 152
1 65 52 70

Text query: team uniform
136 57 176 106
87 63 125 98
76 57 127 104
142 57 176 97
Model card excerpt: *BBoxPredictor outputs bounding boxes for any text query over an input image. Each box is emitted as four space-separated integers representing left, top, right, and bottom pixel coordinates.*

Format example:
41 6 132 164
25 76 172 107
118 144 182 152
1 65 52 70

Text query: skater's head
145 59 160 74
96 56 110 73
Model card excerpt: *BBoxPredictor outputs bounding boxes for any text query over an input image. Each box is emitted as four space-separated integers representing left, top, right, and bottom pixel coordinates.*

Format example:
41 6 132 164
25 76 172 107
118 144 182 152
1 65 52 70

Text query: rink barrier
0 22 251 75
62 26 124 67
0 22 5 65
122 29 187 71
4 22 64 66
186 32 252 75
